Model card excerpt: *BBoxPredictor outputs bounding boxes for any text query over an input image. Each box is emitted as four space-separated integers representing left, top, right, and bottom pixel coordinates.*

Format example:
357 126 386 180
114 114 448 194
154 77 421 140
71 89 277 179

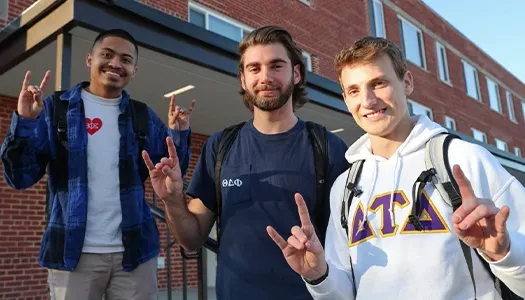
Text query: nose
361 87 377 109
108 56 122 69
259 66 273 85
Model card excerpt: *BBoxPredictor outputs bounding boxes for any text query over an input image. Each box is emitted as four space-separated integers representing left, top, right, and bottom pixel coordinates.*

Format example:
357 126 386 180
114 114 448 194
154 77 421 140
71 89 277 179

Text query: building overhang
1 0 524 179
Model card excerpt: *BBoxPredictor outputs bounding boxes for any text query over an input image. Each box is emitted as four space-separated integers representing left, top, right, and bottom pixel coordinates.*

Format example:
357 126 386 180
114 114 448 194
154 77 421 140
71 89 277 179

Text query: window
462 60 480 101
302 52 313 72
435 42 450 83
495 139 508 152
399 17 426 69
0 1 6 20
189 4 252 42
486 77 501 112
506 91 516 122
522 102 525 122
297 0 312 6
369 0 386 38
444 116 456 131
515 147 522 157
471 128 487 143
408 100 433 120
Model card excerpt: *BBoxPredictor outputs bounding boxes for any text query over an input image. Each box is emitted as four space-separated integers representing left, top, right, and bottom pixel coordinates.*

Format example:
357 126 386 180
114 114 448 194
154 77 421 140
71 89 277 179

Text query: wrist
479 247 510 262
304 262 329 285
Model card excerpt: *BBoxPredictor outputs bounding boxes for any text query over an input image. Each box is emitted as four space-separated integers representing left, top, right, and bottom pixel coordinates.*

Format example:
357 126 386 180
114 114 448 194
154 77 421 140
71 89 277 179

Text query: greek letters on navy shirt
187 119 348 300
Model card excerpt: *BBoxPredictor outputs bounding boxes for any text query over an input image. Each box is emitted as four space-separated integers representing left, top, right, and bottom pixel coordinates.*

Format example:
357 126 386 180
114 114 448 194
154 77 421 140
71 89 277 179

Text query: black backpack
46 91 149 220
213 121 333 248
341 133 522 300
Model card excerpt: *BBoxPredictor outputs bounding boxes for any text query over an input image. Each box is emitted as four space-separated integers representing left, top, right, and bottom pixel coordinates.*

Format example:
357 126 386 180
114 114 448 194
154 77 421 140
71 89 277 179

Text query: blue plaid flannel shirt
0 82 190 271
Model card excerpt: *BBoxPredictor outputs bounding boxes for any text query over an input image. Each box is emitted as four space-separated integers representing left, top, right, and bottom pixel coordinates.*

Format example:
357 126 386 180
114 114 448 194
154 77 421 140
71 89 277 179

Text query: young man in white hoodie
267 36 525 299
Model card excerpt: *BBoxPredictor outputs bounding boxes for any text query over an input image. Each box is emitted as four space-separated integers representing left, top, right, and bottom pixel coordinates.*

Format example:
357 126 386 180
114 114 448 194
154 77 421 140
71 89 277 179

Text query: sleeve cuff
477 232 525 269
11 111 38 138
304 270 336 296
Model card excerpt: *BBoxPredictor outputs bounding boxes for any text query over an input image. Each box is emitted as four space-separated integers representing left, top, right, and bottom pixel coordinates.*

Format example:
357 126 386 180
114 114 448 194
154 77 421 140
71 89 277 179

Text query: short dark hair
92 29 139 57
238 25 308 111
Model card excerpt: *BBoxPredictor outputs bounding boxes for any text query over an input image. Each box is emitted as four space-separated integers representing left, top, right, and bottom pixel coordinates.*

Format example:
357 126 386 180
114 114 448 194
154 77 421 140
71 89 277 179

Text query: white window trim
398 16 427 70
371 0 386 38
444 116 456 131
506 91 517 123
408 99 433 120
486 77 502 113
435 42 451 85
495 138 508 152
471 128 487 143
188 2 254 39
522 102 525 123
462 60 481 102
297 0 312 6
515 147 522 157
302 51 313 72
0 1 7 20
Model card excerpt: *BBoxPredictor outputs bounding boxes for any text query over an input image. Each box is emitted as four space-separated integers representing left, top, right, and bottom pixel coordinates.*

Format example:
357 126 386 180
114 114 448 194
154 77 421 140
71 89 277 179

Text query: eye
101 52 111 58
374 80 387 88
347 89 359 97
122 58 132 64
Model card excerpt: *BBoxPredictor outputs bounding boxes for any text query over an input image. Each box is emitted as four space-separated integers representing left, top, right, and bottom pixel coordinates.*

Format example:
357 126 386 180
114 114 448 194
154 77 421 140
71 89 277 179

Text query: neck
86 83 121 99
252 100 297 134
369 114 414 159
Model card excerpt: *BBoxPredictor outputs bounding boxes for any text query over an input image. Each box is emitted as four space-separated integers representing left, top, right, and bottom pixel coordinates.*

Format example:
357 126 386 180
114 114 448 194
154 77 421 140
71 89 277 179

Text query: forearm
481 232 525 297
161 193 208 251
305 261 355 300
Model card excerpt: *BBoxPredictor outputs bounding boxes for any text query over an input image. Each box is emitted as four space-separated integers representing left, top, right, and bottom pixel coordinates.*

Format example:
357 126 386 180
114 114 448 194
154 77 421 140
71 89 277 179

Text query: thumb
494 206 510 233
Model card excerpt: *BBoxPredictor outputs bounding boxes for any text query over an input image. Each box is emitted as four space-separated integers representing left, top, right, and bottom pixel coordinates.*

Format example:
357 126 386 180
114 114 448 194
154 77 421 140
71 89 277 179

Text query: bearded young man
141 25 348 300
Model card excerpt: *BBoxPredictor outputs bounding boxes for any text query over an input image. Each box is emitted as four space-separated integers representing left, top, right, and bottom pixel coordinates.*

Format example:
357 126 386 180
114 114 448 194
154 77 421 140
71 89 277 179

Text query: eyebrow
245 58 288 69
346 75 388 91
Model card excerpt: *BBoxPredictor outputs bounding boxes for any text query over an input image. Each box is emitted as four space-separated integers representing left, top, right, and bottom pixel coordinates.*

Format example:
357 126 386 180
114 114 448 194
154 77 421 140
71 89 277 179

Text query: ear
404 71 414 96
293 64 301 85
86 53 92 69
240 72 247 91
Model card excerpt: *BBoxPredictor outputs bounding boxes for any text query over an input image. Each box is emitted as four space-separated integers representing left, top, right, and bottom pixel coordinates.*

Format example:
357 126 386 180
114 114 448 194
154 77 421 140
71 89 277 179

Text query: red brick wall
0 94 210 299
0 0 37 29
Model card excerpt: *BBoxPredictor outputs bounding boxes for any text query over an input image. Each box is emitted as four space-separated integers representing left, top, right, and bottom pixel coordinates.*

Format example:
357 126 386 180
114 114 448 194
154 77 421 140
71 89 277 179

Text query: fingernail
454 215 461 222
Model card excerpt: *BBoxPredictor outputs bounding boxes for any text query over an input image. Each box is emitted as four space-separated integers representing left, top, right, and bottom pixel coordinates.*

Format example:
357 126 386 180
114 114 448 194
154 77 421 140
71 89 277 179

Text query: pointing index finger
169 95 176 113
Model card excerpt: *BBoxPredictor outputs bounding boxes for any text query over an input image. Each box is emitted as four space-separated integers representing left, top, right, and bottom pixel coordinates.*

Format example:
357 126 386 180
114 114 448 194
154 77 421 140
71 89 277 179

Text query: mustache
254 84 281 92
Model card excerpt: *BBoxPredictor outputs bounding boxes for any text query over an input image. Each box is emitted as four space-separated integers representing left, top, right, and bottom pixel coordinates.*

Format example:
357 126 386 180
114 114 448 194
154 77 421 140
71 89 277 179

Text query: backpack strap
424 133 477 299
305 121 330 245
341 159 364 298
214 122 245 247
50 91 69 221
341 160 364 236
129 99 149 155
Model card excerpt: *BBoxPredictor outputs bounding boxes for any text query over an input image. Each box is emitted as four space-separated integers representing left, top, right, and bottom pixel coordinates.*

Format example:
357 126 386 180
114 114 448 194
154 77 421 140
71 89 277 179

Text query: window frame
495 138 508 152
471 128 487 143
462 60 481 101
435 42 451 84
486 77 502 113
506 91 517 123
408 99 433 120
188 3 253 42
398 16 427 69
515 147 522 157
444 116 456 131
369 0 386 38
0 1 7 20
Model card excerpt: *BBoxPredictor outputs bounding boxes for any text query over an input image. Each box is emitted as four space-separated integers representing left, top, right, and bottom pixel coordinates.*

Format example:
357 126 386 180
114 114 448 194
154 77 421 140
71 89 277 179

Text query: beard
242 77 294 112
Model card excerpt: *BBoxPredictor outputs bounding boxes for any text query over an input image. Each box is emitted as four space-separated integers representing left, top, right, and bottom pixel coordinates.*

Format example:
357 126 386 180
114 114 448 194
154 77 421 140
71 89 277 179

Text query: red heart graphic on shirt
85 118 103 135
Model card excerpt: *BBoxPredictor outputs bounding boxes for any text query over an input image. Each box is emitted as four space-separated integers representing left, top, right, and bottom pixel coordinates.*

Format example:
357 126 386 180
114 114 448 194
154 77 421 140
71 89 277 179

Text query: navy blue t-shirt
187 119 348 300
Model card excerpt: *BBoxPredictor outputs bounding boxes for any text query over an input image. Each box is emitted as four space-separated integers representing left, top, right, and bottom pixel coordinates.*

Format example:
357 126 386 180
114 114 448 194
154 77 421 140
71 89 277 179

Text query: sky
421 0 525 84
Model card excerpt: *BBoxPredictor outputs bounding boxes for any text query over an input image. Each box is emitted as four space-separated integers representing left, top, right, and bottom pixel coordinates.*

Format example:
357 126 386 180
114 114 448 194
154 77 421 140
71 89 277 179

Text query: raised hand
451 165 511 261
267 193 327 281
142 137 184 204
18 70 51 119
168 95 196 131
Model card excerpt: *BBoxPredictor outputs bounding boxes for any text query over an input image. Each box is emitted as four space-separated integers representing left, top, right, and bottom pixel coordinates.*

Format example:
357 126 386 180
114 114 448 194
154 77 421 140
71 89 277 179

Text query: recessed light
164 85 195 98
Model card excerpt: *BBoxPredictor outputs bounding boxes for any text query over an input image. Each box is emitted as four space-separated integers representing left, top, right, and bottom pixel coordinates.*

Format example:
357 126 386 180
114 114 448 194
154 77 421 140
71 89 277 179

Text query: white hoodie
306 115 525 300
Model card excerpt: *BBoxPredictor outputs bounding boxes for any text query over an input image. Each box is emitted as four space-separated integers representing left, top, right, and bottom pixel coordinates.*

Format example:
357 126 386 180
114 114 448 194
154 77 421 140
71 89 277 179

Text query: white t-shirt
81 89 124 253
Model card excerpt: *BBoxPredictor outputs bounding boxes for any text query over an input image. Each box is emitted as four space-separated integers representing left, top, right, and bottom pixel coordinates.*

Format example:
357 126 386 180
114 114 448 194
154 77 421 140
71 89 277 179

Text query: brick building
0 0 524 299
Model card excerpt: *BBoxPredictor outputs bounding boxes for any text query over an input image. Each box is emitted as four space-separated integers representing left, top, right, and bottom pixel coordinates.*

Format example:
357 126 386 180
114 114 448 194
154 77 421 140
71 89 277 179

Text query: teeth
105 71 120 77
366 109 384 118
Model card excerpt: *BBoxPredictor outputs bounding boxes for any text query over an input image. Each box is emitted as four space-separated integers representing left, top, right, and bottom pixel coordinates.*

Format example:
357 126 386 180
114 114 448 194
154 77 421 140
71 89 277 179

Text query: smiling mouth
103 70 123 78
364 108 387 118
